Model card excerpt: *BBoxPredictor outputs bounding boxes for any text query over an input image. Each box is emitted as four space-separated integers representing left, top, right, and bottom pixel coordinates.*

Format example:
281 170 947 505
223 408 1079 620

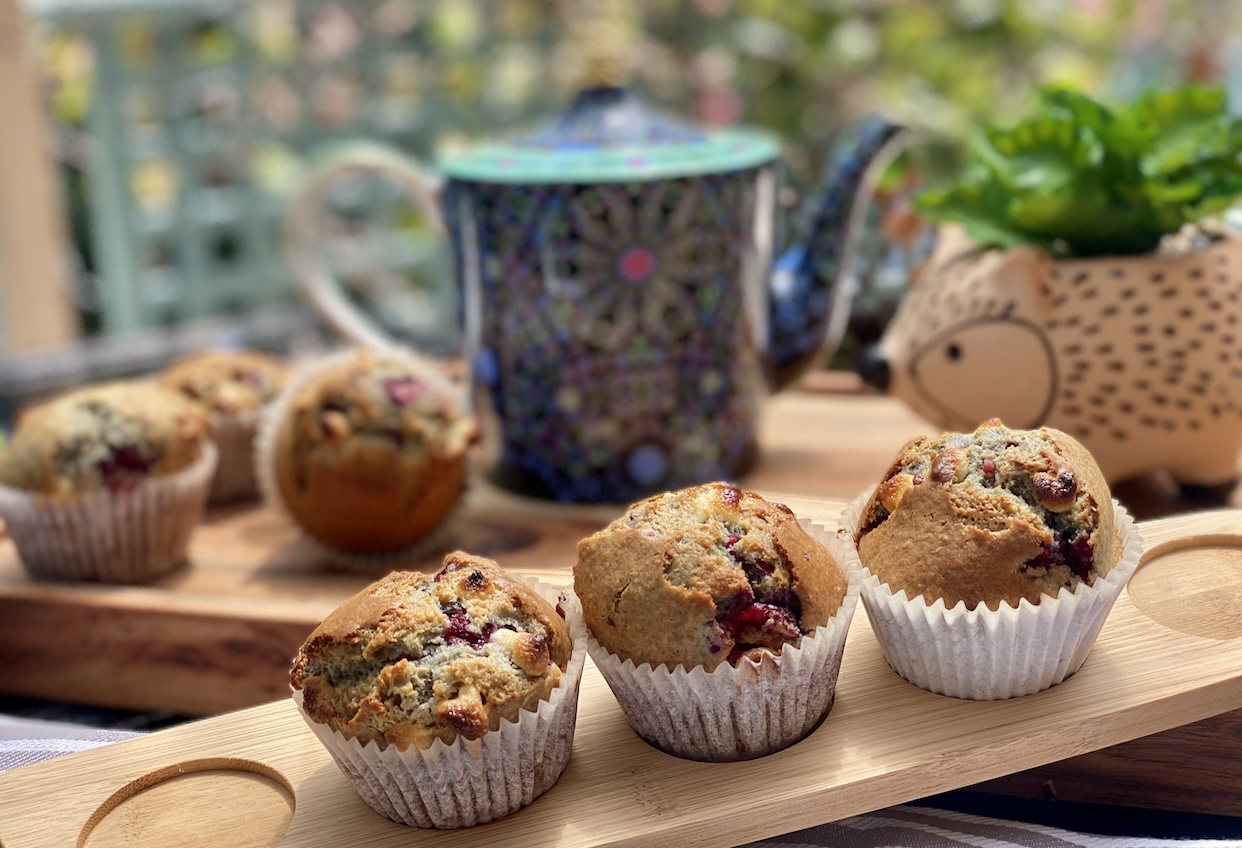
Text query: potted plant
861 83 1242 493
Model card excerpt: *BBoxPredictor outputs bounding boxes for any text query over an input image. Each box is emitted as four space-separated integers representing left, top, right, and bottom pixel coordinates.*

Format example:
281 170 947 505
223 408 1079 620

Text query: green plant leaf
974 115 1102 193
1129 85 1234 175
1182 171 1242 220
1008 188 1164 256
1004 185 1106 235
1145 172 1214 206
914 82 1242 257
1039 86 1154 157
916 180 1056 252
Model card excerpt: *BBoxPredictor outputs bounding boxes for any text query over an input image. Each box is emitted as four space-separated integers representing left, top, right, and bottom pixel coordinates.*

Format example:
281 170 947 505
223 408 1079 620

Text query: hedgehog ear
988 244 1053 317
911 224 979 286
924 224 977 266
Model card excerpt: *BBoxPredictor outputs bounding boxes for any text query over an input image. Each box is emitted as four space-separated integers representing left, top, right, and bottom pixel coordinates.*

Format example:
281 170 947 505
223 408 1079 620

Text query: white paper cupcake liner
840 491 1143 700
0 442 217 583
255 348 470 570
206 409 262 504
294 577 587 828
587 521 861 762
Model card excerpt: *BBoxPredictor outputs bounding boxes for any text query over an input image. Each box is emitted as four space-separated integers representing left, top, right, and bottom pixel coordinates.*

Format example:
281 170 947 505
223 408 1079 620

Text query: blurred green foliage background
638 0 1239 184
26 0 1242 344
36 0 1241 190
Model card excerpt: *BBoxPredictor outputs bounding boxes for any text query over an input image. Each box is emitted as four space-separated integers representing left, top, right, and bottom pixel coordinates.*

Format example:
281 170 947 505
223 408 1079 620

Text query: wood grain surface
0 391 934 716
3 389 1242 824
3 391 1236 715
1 507 1242 848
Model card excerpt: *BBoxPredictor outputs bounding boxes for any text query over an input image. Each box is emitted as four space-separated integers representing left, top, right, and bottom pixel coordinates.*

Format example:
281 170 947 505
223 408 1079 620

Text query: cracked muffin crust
160 349 287 414
854 418 1120 611
0 381 209 497
574 482 848 671
268 348 476 553
291 552 573 750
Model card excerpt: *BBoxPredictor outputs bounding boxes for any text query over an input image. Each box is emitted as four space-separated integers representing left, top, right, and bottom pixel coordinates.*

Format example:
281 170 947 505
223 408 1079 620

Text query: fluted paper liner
294 577 587 829
840 491 1143 700
205 409 263 503
587 521 861 762
0 442 217 583
255 348 470 569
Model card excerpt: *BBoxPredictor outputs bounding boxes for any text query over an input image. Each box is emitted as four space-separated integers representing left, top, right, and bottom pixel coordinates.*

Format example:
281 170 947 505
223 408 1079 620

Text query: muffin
257 348 476 558
574 482 859 761
0 381 216 582
844 418 1142 700
291 552 587 828
160 348 287 503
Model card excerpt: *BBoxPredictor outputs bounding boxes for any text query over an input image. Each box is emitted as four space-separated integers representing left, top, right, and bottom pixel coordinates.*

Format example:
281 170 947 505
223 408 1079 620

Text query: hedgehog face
904 318 1056 430
878 234 1057 431
869 227 1242 488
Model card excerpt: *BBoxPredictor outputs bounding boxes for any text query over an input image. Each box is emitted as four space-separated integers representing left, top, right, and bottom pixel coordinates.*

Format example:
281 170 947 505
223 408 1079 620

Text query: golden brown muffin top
0 381 209 496
280 348 475 470
291 552 572 750
159 349 287 414
574 482 848 671
855 419 1119 611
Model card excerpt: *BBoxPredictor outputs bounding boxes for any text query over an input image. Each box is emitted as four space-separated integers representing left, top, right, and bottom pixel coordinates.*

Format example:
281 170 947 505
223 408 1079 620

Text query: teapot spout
768 117 908 390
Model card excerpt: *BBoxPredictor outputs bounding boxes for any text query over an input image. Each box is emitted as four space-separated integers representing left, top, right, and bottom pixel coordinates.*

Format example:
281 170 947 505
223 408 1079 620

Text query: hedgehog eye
945 343 962 361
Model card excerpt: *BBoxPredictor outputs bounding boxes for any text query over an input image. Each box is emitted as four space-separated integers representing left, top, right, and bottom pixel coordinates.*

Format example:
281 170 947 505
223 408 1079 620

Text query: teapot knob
564 0 640 89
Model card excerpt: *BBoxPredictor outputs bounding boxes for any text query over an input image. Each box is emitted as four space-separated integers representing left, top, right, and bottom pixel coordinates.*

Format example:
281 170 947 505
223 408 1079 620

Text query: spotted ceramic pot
861 225 1242 489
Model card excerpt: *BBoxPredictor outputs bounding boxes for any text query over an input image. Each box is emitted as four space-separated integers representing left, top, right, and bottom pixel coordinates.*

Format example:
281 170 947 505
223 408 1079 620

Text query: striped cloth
744 806 1242 848
0 716 143 772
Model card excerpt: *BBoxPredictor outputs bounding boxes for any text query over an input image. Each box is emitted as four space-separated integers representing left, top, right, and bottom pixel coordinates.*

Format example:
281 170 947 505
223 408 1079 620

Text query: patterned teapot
285 87 904 502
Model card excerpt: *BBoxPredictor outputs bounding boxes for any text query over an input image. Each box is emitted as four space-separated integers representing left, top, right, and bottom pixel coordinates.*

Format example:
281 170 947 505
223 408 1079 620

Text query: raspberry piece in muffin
574 482 848 671
291 552 572 750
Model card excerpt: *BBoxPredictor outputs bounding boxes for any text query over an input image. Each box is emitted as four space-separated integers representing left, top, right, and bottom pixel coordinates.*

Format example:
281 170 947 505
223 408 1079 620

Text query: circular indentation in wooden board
1128 543 1242 640
79 758 293 847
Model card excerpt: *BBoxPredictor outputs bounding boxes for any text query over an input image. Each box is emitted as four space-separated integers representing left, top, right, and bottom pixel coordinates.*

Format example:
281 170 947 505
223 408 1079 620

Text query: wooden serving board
0 392 938 717
2 507 1242 848
7 391 1238 718
4 391 1241 717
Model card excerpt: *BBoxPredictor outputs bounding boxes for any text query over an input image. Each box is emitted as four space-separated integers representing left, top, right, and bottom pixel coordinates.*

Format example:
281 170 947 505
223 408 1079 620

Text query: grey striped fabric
744 806 1242 848
0 719 143 773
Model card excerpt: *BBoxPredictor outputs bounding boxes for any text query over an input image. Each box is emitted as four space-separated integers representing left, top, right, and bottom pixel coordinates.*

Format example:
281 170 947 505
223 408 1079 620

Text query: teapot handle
282 142 447 354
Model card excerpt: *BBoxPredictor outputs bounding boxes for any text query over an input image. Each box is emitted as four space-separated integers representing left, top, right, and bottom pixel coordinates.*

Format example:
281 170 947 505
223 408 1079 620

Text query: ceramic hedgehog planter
859 226 1242 492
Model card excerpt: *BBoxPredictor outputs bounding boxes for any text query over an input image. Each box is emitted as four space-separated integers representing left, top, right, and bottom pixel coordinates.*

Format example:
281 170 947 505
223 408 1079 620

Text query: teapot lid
439 86 780 185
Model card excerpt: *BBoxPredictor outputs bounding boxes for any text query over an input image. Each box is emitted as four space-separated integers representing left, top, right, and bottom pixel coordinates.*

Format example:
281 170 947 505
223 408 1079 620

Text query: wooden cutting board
2 507 1242 848
0 391 936 717
5 391 1235 718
